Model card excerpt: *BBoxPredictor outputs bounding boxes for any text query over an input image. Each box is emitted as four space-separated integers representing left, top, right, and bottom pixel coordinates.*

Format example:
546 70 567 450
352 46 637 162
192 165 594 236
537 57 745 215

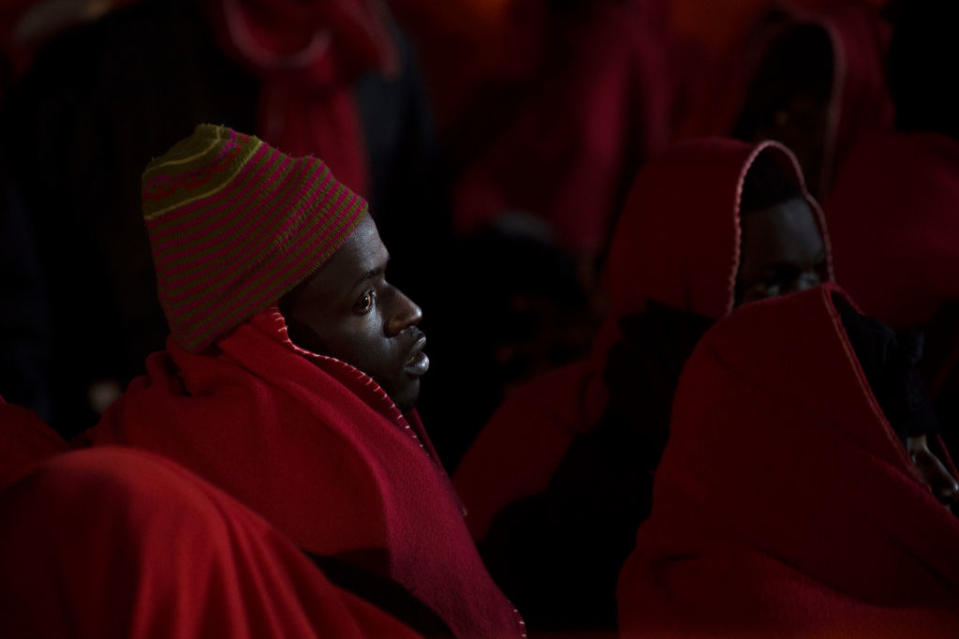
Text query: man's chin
390 378 421 413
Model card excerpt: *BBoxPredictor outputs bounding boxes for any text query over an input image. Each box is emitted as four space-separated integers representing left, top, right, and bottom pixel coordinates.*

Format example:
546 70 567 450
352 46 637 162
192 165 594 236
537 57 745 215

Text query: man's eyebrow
351 259 389 290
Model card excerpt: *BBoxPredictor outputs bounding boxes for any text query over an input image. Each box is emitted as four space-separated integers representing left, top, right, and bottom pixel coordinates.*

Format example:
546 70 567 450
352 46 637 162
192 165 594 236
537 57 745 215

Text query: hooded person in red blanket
82 124 524 639
618 284 959 638
728 2 893 198
0 447 432 639
454 139 831 633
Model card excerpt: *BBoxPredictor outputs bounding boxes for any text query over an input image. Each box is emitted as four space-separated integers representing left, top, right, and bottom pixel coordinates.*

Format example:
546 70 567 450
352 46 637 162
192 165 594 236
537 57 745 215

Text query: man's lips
404 335 429 376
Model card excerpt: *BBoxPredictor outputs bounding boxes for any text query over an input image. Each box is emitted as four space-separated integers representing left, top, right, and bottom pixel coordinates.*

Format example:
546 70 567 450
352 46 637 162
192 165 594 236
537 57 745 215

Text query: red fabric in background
454 361 587 539
454 139 828 540
826 132 959 330
385 0 551 129
87 309 523 639
617 285 959 639
0 0 138 95
0 447 423 639
678 1 892 194
206 0 399 196
0 396 65 489
815 2 893 192
451 0 673 256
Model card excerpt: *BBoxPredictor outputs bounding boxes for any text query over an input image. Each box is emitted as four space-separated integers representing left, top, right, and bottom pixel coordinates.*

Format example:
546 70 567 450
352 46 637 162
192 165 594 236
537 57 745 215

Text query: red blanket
0 447 423 638
618 285 959 638
206 0 398 196
0 397 66 488
826 131 959 330
815 2 893 192
87 308 523 639
455 139 828 539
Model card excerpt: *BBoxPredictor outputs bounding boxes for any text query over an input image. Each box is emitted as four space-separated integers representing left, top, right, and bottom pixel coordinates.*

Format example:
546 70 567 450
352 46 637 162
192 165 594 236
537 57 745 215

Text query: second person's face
736 197 828 305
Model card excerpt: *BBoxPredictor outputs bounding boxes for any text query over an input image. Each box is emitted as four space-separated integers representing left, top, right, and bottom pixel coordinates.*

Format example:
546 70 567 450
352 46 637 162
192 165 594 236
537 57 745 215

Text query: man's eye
354 290 375 315
757 284 781 299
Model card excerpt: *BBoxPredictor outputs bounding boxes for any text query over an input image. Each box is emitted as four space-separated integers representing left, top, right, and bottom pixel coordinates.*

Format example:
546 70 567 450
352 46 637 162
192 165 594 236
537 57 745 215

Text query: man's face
279 214 428 410
736 197 828 305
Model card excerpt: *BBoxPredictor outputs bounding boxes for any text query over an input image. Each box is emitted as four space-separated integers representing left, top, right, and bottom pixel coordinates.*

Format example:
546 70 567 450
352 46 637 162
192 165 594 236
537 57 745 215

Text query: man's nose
385 287 423 337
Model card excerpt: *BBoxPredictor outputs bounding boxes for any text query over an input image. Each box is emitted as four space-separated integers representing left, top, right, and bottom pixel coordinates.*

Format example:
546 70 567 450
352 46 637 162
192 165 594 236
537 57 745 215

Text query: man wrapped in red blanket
82 124 524 639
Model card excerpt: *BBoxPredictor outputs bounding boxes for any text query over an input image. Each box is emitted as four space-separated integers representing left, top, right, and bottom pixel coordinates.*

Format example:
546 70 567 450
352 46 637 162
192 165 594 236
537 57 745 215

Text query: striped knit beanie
142 124 366 352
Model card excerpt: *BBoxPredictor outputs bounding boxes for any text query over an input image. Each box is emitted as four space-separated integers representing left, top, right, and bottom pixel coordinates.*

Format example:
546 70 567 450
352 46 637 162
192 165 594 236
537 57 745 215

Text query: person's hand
907 434 959 511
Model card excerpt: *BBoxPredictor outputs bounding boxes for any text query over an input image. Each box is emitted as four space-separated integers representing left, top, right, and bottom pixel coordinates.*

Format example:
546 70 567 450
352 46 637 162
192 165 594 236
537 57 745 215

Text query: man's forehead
349 222 390 276
747 198 816 233
302 216 389 295
746 198 823 259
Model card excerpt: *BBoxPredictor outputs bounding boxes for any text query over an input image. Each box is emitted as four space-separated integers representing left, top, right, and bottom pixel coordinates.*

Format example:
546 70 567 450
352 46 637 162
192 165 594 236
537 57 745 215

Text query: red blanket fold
0 447 423 639
0 396 66 488
618 284 959 638
87 309 523 639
